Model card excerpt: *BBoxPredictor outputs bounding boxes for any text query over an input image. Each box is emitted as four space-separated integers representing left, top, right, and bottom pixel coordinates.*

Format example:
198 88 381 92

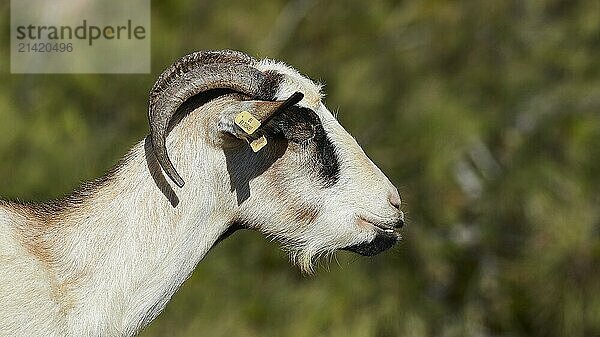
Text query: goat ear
218 92 304 139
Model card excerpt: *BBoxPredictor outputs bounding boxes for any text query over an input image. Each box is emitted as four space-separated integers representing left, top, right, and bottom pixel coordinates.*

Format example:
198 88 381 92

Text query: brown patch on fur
52 270 85 316
3 201 61 267
1 149 132 316
4 202 82 316
5 146 132 257
292 204 320 225
6 201 74 262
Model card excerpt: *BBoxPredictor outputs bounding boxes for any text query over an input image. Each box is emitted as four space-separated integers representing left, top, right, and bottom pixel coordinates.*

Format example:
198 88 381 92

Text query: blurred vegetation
1 0 600 336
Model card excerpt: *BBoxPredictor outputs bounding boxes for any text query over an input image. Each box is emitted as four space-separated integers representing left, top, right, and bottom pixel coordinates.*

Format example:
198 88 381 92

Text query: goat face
211 60 404 272
148 51 404 272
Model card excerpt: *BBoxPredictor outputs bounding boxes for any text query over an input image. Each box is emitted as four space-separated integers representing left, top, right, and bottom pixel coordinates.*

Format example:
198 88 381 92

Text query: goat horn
148 51 269 188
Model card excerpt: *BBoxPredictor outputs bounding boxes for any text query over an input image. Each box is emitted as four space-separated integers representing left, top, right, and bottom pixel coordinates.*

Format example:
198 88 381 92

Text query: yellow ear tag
234 111 261 135
249 135 268 152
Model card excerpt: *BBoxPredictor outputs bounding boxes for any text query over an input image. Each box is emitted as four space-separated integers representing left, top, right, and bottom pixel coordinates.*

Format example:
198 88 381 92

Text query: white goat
0 50 404 337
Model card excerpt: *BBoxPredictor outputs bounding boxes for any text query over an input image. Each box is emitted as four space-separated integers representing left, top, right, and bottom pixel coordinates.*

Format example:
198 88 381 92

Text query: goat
0 50 404 337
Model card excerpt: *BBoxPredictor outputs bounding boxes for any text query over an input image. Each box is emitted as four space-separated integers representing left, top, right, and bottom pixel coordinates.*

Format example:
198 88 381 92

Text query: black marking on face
312 123 340 188
343 231 400 256
263 106 340 187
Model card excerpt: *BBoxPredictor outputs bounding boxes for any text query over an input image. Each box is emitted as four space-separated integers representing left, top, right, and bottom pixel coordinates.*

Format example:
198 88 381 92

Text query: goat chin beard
262 231 338 274
263 231 380 275
287 246 337 275
282 233 401 274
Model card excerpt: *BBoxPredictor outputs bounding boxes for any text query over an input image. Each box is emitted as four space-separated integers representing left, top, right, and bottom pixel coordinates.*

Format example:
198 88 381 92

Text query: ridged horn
148 50 268 188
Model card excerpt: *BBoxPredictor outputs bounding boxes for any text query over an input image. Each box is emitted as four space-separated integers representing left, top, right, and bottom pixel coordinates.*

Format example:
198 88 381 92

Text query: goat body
1 129 229 336
0 51 404 337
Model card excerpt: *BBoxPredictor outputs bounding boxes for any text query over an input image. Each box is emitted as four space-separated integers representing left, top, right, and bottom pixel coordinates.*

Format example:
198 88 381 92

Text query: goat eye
287 122 316 143
265 106 318 143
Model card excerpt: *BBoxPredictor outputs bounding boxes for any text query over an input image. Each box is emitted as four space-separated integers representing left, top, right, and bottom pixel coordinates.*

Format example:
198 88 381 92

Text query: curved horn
149 51 268 188
149 50 257 99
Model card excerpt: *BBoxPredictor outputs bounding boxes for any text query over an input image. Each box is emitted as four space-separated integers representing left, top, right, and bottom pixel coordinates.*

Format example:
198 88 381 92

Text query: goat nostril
389 194 401 210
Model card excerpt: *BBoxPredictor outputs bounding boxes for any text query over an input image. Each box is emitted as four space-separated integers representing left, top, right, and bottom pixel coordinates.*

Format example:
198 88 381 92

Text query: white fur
0 60 401 337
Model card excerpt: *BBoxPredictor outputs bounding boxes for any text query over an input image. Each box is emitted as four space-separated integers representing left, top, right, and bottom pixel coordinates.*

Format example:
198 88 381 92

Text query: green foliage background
1 0 600 336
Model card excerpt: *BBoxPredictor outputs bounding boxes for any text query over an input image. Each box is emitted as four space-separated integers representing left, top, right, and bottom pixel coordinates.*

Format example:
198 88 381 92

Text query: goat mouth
343 225 401 256
373 223 399 235
358 217 402 235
